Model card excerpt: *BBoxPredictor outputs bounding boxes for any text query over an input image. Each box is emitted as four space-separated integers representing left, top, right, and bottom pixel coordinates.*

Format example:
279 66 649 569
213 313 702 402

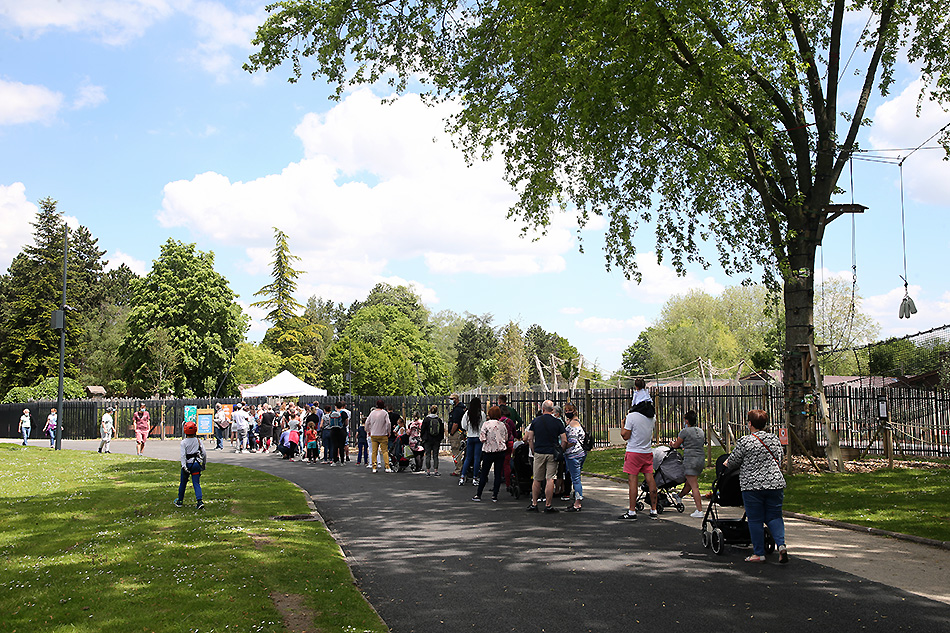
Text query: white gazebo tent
240 370 327 398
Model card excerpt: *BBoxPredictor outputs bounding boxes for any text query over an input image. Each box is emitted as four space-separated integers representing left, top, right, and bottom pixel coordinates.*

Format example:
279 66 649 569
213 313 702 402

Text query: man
99 406 115 454
231 404 250 453
213 403 230 450
618 390 658 520
133 403 150 456
525 400 567 513
365 400 392 473
448 394 466 476
497 394 525 432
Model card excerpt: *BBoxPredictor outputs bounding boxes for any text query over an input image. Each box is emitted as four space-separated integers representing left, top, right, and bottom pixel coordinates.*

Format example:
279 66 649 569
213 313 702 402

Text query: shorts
623 451 653 475
532 453 558 481
135 429 148 442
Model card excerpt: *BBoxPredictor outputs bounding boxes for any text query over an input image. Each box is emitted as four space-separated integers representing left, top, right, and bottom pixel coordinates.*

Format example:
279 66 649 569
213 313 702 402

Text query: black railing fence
4 386 948 457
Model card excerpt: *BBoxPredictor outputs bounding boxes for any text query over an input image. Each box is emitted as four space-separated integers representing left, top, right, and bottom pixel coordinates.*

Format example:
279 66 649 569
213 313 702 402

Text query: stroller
701 454 776 555
636 446 686 513
389 433 413 472
507 441 532 499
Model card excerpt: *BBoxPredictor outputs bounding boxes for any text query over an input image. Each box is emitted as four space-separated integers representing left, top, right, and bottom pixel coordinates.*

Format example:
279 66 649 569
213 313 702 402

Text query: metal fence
4 386 949 457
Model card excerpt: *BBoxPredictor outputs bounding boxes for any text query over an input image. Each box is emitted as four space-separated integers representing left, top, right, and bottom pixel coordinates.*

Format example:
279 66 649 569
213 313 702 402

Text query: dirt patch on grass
789 455 950 474
270 592 318 633
249 533 274 549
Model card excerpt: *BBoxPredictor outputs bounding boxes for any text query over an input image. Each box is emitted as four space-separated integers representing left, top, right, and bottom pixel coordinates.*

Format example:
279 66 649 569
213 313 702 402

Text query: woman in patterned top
724 409 789 564
562 403 586 512
472 406 510 502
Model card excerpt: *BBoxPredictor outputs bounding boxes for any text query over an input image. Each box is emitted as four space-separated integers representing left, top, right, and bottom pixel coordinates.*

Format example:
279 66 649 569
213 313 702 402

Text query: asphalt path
41 439 950 632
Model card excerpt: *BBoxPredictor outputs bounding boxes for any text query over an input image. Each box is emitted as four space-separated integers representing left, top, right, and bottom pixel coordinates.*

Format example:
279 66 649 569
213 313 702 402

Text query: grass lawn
0 444 386 633
583 447 950 543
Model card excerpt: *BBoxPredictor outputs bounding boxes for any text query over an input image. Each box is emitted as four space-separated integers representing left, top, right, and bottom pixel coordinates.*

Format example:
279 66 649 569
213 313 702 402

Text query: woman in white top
458 397 487 486
18 409 31 445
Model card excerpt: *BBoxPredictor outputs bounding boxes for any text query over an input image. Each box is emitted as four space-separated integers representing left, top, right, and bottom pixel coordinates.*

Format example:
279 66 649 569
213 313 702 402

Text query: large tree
121 239 248 396
247 1 950 449
493 320 530 389
454 314 498 387
0 199 106 392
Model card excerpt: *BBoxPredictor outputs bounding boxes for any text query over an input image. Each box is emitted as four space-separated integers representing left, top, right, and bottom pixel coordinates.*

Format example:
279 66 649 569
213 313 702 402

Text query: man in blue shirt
525 400 568 513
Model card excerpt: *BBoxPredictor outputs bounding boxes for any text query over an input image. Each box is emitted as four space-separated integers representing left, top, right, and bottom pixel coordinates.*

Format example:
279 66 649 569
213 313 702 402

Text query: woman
724 409 789 564
458 397 485 486
562 403 586 511
473 406 509 501
18 409 31 446
670 410 706 517
420 405 444 476
44 407 57 447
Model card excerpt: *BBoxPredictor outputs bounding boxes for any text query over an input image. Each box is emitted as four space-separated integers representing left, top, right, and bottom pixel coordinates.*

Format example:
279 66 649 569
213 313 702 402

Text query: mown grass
583 447 950 542
0 444 386 633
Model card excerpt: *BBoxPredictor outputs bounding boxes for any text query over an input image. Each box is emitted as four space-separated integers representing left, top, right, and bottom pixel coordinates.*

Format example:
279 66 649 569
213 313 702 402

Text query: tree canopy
247 0 950 448
121 239 248 397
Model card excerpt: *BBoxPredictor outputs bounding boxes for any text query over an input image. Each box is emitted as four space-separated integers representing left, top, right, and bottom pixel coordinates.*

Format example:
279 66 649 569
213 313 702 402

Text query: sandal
778 545 789 564
744 555 766 563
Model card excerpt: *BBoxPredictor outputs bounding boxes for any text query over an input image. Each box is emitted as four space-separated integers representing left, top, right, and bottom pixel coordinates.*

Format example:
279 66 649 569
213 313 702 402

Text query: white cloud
0 0 176 45
864 284 948 339
621 252 725 304
0 183 36 270
72 80 107 110
0 78 63 125
159 90 575 305
106 250 148 276
575 315 648 334
180 1 263 81
869 79 950 206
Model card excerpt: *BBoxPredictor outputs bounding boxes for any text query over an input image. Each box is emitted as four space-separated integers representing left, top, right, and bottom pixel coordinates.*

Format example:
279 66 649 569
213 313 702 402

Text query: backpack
328 411 343 428
581 426 595 452
428 415 443 438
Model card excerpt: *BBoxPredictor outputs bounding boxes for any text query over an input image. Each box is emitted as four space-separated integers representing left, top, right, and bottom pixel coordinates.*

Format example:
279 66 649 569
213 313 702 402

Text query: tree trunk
783 233 820 454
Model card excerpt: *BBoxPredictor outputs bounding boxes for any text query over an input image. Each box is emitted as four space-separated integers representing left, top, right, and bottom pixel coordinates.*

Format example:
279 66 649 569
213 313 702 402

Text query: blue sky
1 1 948 376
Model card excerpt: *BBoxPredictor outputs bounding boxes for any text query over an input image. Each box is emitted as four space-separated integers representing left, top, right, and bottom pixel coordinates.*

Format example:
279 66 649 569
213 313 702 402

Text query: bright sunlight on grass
583 447 950 542
0 444 386 633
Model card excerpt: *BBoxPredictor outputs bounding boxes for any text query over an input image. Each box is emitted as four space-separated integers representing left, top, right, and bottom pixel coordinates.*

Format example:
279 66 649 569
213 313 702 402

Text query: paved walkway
25 439 950 631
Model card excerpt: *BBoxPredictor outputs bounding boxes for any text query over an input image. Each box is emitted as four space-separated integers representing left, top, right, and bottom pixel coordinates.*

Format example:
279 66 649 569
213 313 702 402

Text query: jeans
565 452 586 501
21 428 30 445
322 430 333 460
460 437 482 481
476 451 505 498
214 426 227 450
742 488 786 556
357 440 368 463
178 468 202 502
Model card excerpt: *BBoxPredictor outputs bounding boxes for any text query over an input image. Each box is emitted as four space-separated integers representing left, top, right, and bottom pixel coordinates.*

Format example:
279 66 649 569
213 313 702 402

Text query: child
305 421 319 463
176 421 206 509
356 421 368 465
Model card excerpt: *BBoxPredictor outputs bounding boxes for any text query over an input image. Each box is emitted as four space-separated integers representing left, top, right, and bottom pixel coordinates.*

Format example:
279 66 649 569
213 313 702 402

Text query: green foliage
251 228 304 325
3 376 86 403
121 239 248 397
1 386 34 404
323 304 446 395
0 199 103 393
429 309 465 383
493 320 529 388
454 314 498 387
106 379 127 397
232 342 284 386
77 301 130 387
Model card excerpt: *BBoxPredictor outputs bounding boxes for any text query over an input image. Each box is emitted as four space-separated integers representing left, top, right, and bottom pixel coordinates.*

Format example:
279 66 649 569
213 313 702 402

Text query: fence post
584 379 592 446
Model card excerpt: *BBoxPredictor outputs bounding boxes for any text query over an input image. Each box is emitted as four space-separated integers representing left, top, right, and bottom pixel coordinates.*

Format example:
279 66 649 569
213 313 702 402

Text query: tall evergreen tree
0 198 105 392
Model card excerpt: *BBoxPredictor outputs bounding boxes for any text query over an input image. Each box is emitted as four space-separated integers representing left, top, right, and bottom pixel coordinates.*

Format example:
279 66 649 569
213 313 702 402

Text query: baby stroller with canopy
636 446 686 513
507 441 532 499
701 454 776 555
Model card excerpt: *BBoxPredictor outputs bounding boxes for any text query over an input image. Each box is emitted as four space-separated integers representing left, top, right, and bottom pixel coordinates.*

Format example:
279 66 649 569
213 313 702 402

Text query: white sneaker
385 468 393 473
690 509 704 518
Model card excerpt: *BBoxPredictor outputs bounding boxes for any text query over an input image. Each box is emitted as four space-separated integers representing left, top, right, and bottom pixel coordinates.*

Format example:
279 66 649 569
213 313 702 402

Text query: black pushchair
701 454 775 555
508 441 532 499
636 446 686 513
390 434 412 472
